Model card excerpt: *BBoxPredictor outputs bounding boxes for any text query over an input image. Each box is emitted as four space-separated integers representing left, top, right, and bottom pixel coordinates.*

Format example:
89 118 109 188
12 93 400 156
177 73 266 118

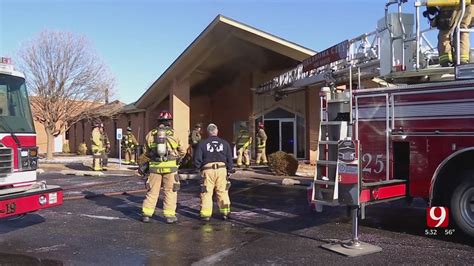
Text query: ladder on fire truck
255 0 474 257
312 87 350 206
261 0 474 99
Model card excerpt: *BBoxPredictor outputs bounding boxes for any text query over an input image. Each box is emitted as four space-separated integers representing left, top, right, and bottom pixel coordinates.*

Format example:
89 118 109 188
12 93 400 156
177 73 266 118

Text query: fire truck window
0 85 8 116
393 142 410 180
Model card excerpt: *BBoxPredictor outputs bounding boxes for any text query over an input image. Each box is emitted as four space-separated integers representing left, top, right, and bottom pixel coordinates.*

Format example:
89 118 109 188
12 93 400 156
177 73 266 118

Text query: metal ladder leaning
312 87 352 209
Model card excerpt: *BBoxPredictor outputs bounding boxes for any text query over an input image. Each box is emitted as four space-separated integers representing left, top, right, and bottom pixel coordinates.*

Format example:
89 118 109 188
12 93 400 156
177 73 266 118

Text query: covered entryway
134 15 316 151
256 107 305 158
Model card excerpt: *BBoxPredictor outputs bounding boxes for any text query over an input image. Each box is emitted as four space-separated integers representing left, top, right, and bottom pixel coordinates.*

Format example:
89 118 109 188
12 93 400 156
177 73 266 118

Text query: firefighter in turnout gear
141 111 184 224
235 122 252 167
91 121 109 171
194 123 234 221
121 127 139 165
255 122 268 165
188 123 202 154
427 1 473 66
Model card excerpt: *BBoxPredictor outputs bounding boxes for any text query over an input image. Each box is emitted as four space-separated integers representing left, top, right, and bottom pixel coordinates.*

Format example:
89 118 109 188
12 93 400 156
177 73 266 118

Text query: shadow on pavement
82 191 143 222
0 214 46 234
0 252 63 265
65 163 91 171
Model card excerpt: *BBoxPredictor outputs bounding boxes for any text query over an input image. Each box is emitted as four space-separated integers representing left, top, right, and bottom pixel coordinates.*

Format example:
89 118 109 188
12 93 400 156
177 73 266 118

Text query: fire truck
256 0 474 241
0 57 63 219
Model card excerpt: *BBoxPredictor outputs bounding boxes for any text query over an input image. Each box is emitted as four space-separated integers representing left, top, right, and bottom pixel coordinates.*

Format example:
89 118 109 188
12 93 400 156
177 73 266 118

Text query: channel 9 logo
426 207 449 228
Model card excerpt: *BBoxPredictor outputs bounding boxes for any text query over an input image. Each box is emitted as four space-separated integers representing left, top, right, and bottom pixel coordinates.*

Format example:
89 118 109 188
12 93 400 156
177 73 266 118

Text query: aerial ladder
256 0 474 256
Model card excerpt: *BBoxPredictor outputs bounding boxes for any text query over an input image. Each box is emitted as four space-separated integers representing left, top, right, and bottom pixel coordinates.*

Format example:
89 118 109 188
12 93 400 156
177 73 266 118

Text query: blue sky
1 0 424 104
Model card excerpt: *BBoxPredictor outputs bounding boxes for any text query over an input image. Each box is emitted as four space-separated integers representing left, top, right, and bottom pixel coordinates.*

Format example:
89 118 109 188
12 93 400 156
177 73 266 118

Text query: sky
1 0 426 104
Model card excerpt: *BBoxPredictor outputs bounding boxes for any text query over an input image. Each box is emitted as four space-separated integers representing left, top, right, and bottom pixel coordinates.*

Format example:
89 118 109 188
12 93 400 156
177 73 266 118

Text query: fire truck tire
450 176 474 237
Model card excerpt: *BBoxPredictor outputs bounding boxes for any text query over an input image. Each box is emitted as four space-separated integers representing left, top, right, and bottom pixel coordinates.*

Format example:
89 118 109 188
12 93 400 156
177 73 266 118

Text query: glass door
280 119 296 155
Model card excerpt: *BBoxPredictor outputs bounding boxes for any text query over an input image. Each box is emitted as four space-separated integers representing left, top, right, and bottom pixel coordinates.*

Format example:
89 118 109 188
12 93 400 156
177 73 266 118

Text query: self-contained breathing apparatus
155 129 169 162
423 6 454 30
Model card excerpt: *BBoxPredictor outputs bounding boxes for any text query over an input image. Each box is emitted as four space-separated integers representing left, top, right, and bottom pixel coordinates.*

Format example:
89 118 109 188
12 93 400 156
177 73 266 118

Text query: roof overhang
135 15 316 109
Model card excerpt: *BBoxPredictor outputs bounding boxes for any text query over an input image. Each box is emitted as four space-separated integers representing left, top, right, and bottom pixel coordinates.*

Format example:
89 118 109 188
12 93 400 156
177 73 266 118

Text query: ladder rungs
327 99 350 103
321 121 347 126
312 200 340 206
317 160 337 166
319 141 339 145
313 180 335 186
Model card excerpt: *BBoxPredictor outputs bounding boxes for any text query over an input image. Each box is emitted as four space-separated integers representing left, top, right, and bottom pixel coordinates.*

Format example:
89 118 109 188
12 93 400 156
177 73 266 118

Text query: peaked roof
135 15 316 108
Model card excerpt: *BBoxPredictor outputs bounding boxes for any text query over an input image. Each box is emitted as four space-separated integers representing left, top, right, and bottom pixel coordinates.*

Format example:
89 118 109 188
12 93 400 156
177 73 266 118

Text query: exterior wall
171 78 191 151
34 120 66 154
306 86 320 163
34 120 47 153
190 94 212 133
209 71 253 143
68 111 148 158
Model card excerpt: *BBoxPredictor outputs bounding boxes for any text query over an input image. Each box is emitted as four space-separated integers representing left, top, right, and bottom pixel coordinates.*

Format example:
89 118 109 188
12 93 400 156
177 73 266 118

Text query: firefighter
141 111 184 224
426 1 473 66
121 127 138 165
100 123 111 170
188 123 202 155
91 121 109 171
235 122 252 167
255 122 268 165
91 120 104 171
194 123 234 221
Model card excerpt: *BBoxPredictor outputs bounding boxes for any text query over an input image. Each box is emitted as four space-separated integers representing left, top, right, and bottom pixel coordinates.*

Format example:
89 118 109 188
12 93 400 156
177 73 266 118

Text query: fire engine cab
256 0 474 242
0 57 63 219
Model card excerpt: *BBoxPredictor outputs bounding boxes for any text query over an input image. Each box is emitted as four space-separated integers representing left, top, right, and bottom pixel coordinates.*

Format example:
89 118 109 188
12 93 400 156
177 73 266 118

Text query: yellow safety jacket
122 133 138 149
145 127 182 174
91 128 104 153
257 128 267 149
236 129 252 149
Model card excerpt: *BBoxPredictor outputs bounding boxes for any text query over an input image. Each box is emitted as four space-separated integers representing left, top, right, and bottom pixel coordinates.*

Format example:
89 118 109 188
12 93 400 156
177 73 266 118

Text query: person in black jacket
194 123 233 221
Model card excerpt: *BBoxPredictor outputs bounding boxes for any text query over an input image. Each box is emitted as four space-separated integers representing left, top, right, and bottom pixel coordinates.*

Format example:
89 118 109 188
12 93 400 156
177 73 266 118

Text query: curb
61 170 105 177
63 189 147 201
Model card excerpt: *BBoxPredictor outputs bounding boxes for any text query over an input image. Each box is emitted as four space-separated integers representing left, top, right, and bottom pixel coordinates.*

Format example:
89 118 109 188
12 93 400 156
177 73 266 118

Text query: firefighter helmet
126 126 132 132
158 111 173 121
258 122 264 129
195 123 202 129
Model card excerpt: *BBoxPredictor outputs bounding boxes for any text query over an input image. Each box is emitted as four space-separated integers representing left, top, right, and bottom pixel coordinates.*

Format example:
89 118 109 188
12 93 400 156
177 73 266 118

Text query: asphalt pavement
0 164 473 265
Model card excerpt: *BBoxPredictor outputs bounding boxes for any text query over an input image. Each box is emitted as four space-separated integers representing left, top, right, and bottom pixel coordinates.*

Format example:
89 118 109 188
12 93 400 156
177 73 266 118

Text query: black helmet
126 127 132 132
92 119 102 127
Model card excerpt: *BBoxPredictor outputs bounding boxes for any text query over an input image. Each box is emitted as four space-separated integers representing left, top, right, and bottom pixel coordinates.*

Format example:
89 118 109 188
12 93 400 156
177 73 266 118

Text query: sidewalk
39 155 315 185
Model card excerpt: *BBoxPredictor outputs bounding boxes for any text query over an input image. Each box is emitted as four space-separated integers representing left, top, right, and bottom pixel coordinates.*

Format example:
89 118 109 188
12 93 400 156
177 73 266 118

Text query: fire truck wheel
450 177 474 237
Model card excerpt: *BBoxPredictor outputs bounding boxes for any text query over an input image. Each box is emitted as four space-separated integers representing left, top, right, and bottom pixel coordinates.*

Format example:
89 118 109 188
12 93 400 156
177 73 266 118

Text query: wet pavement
0 170 473 265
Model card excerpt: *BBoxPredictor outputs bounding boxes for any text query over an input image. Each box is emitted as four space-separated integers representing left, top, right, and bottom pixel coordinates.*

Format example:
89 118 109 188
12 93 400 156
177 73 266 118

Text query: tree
18 30 115 159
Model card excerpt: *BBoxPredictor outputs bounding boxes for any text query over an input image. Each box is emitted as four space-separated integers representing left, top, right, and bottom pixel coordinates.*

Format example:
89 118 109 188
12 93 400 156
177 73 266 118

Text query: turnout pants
256 147 267 164
438 5 473 65
92 150 107 171
142 172 180 218
200 162 231 218
237 146 250 166
124 148 136 164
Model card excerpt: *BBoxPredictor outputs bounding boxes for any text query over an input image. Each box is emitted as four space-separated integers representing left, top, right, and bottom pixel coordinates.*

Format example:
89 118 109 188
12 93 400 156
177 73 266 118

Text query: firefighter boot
142 216 151 223
165 216 178 224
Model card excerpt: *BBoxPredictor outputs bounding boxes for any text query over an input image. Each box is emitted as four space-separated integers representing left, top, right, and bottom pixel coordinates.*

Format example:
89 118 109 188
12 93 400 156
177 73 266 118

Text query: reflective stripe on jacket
146 128 181 174
237 130 251 148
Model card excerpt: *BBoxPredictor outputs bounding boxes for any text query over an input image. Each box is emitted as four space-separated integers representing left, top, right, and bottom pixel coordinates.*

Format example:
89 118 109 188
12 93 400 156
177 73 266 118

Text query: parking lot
0 169 472 265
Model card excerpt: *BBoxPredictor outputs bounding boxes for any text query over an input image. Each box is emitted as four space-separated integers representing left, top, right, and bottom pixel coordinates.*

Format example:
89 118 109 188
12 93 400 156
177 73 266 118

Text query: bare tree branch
17 30 116 158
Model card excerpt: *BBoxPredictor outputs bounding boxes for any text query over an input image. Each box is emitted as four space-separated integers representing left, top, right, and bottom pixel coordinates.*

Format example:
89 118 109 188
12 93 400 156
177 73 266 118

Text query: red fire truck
256 0 474 239
0 57 63 219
